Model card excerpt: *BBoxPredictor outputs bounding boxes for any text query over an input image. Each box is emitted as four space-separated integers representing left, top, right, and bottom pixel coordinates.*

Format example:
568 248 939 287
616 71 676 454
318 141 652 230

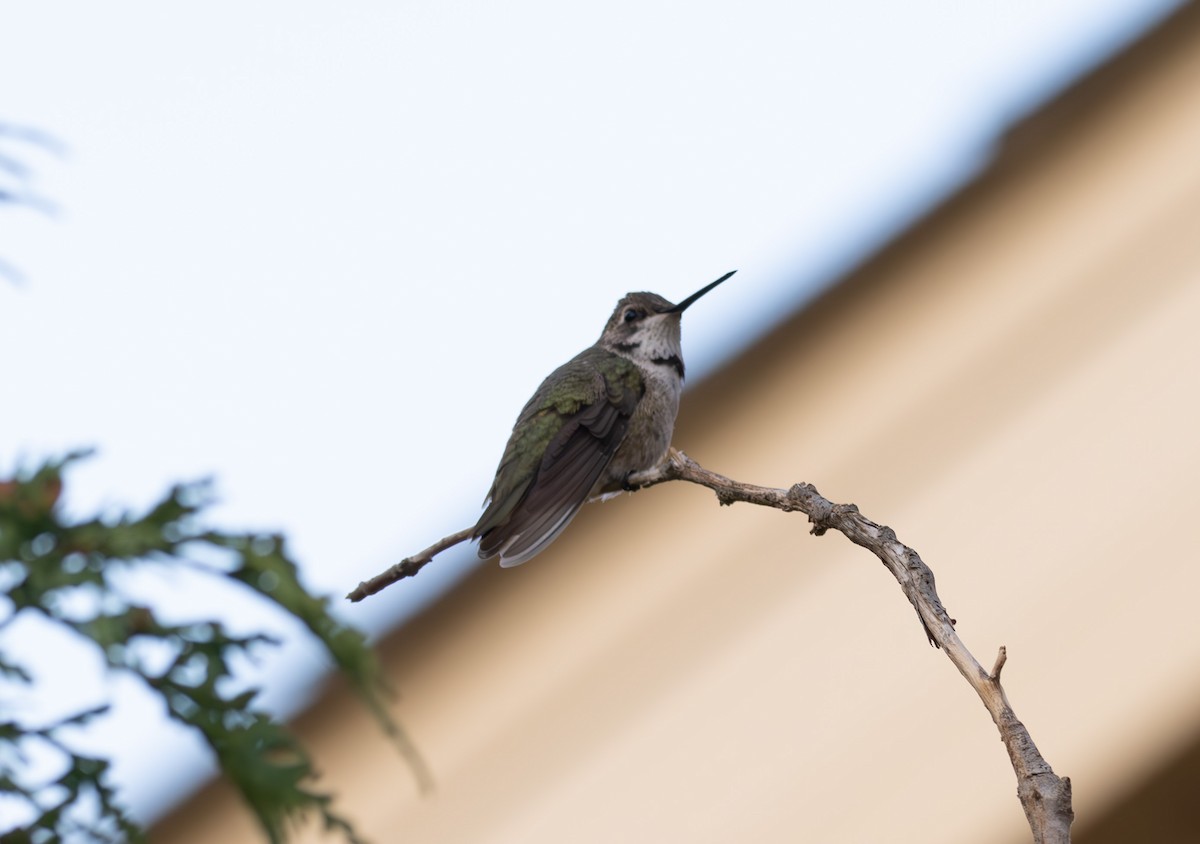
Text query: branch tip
349 526 475 602
990 645 1007 682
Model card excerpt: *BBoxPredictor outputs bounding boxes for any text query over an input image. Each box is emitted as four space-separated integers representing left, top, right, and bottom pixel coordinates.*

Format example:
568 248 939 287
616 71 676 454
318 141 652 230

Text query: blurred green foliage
0 122 62 282
0 452 425 843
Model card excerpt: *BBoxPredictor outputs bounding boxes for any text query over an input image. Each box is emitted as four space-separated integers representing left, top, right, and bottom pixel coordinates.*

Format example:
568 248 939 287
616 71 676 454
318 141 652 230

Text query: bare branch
991 645 1008 682
355 447 1073 840
347 526 474 602
627 449 1074 843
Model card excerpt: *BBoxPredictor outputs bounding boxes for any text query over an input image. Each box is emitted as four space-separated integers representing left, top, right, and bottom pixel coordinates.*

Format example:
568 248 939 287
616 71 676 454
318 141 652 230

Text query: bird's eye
623 308 641 323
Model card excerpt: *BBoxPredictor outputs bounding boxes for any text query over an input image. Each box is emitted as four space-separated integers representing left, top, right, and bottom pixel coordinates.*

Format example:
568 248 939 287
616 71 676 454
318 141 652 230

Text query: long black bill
663 270 737 314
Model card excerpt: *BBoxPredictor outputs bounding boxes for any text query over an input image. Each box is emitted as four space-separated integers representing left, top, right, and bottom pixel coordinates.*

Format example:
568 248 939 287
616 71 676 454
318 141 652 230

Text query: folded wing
474 348 642 566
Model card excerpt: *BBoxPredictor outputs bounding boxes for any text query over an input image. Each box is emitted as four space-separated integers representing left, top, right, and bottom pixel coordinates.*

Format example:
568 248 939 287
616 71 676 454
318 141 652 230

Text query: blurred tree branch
0 121 62 282
0 452 429 843
3 117 427 842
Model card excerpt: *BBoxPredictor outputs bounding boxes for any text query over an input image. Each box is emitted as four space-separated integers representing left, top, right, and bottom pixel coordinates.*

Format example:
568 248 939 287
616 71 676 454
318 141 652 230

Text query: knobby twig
348 526 474 602
629 449 1074 843
351 448 1073 841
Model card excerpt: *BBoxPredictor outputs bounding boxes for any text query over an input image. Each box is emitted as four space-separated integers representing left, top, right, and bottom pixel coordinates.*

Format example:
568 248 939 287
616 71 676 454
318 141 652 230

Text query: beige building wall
156 6 1200 841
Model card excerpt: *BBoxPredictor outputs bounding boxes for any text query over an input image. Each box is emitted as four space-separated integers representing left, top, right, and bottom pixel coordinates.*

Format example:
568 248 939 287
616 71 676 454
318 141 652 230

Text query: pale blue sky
0 0 1182 826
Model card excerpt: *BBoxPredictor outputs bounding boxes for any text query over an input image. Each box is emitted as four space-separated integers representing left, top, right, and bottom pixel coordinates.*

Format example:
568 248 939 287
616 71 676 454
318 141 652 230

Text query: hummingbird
472 270 735 567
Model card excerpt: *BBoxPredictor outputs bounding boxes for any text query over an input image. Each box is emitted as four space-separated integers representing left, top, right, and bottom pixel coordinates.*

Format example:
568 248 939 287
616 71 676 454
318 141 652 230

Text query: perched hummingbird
473 270 735 566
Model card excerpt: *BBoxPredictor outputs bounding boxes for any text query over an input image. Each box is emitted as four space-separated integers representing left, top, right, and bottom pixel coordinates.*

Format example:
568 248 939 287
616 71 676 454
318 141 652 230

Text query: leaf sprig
0 452 424 843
